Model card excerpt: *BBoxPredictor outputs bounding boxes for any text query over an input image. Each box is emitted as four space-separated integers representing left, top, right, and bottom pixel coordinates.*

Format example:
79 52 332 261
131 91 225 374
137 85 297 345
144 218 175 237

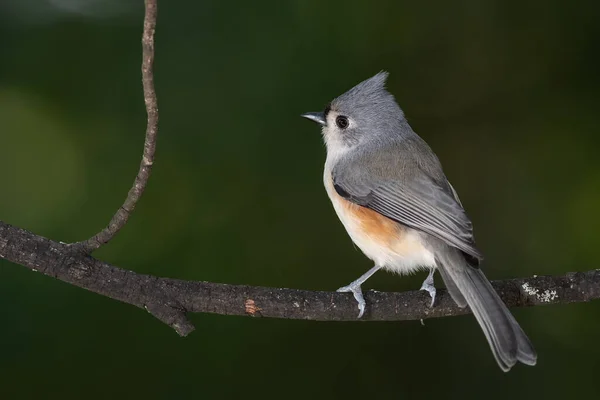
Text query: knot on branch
144 302 194 337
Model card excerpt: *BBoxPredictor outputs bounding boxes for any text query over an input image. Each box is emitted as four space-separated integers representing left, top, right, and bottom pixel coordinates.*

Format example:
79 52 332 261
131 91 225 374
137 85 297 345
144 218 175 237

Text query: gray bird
302 72 536 371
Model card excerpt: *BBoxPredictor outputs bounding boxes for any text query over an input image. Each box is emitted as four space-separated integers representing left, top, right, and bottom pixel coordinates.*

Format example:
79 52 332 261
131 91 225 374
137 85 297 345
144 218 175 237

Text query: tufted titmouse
302 72 536 371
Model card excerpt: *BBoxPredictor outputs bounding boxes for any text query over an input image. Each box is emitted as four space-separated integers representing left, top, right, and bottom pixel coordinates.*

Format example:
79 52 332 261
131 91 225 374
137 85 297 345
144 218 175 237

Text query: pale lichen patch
522 282 558 302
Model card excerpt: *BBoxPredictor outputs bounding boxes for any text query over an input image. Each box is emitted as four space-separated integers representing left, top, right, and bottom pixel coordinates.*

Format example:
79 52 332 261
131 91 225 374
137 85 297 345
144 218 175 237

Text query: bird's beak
301 112 327 126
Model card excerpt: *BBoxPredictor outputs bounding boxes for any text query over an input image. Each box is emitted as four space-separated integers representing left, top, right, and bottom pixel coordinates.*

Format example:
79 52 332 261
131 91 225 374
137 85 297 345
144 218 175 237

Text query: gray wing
332 154 483 263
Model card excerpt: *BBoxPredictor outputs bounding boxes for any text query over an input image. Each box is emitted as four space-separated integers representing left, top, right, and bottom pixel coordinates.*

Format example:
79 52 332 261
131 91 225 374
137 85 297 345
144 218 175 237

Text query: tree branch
73 0 159 254
2 219 598 336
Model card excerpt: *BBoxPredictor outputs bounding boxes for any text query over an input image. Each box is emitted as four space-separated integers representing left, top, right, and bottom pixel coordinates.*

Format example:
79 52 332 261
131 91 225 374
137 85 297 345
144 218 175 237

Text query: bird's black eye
335 115 349 129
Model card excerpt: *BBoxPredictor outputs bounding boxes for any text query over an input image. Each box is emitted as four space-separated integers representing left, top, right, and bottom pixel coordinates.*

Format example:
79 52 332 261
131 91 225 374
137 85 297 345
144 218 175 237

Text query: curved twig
73 0 159 254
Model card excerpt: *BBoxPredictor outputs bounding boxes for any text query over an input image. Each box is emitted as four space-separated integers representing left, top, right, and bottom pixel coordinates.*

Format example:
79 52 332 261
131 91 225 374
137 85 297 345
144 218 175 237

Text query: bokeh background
1 0 599 398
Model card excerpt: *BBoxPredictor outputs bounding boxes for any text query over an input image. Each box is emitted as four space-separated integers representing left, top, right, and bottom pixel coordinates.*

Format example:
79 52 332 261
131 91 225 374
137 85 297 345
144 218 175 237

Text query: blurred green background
1 0 599 398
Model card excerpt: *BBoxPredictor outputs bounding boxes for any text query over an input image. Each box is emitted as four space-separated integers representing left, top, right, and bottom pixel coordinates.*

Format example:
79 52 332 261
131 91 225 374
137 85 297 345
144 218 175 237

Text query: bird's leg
337 265 382 318
420 268 436 307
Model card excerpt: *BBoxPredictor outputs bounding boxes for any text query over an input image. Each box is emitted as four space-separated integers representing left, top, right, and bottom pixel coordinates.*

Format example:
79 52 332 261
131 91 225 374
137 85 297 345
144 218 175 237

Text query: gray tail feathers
435 249 537 371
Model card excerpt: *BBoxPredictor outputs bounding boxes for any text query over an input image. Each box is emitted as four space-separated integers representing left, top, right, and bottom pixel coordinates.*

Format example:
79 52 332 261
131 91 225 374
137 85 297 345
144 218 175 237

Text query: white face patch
322 110 356 162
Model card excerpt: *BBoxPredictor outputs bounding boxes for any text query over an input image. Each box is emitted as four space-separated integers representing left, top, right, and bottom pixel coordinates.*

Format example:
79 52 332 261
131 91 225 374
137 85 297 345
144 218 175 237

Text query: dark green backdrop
1 0 599 399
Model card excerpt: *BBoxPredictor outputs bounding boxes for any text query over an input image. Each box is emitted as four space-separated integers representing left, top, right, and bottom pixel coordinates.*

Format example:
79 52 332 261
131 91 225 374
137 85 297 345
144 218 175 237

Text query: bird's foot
337 282 366 318
420 269 436 307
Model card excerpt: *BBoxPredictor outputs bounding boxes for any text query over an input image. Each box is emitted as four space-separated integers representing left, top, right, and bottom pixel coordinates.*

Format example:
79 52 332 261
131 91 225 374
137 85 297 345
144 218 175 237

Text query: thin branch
2 220 598 337
73 0 159 254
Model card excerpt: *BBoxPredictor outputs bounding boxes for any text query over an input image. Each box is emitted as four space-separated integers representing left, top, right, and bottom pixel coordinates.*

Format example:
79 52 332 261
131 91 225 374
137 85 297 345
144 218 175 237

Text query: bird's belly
324 173 435 274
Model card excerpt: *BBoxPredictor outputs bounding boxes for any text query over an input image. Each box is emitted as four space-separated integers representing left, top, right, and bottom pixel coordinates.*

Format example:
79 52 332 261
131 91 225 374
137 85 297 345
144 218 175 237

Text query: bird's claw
420 270 436 308
337 283 366 318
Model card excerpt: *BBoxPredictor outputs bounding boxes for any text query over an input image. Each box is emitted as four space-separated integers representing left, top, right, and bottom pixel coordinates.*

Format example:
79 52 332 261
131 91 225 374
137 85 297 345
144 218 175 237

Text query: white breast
323 164 436 274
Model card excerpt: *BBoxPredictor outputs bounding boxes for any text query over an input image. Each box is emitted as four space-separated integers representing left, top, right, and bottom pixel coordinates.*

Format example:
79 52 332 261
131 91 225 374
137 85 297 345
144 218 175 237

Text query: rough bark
2 220 598 337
